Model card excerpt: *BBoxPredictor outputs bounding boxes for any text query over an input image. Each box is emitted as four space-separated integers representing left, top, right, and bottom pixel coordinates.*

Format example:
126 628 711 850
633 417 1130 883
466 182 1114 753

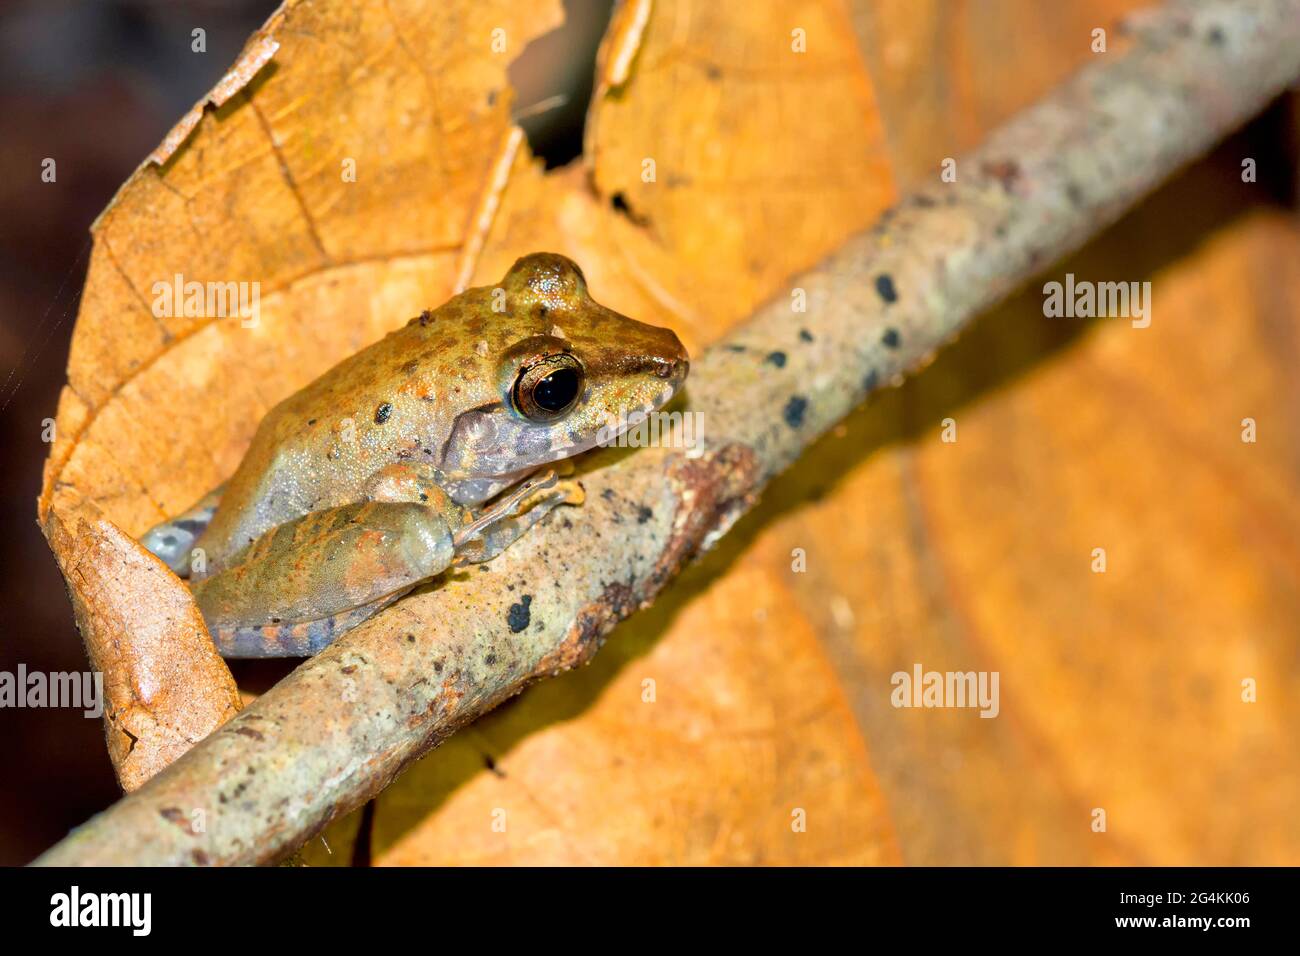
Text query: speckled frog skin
142 253 688 657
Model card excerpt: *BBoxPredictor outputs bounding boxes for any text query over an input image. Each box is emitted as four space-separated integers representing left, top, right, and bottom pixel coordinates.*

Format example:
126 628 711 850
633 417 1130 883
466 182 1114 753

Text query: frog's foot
140 483 226 577
452 472 583 566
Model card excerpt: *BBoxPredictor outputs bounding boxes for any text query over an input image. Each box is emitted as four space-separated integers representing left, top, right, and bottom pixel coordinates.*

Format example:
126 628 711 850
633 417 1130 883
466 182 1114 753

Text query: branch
34 0 1300 866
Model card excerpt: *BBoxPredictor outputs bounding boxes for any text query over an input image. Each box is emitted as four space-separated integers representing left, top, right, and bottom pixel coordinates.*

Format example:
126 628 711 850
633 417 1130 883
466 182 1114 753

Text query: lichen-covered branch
34 0 1300 866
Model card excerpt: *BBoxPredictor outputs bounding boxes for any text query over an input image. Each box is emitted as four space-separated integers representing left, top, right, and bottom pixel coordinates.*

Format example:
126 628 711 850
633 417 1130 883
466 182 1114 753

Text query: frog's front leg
452 474 584 566
192 499 457 657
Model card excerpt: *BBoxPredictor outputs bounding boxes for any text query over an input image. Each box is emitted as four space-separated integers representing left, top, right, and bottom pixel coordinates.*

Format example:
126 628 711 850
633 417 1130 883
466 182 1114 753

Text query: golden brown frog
142 253 688 657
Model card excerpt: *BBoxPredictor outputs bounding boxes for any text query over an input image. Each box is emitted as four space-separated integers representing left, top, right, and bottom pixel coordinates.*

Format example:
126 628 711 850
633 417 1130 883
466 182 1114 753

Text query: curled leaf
45 508 241 791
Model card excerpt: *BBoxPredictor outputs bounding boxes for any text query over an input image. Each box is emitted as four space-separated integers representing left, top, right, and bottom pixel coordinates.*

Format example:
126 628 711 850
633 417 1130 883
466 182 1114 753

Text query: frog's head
440 253 689 495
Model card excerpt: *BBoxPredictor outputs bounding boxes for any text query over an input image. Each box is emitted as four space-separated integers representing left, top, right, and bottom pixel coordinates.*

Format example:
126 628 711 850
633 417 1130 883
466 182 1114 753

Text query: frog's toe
141 521 199 576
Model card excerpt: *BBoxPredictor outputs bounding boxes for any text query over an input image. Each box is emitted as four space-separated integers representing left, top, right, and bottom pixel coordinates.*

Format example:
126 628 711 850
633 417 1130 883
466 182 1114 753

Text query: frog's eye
512 353 584 422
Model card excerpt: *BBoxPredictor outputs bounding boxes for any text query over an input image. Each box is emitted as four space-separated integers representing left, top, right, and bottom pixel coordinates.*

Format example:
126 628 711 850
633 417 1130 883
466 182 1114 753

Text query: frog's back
198 302 498 568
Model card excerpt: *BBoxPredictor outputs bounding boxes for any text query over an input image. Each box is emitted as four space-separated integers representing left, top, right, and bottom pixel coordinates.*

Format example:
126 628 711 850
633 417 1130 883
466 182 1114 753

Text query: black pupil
532 367 579 413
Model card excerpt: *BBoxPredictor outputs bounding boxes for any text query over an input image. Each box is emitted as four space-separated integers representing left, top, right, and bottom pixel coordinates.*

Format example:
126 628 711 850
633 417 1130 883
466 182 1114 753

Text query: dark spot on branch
799 328 814 342
881 328 901 349
765 350 787 368
374 403 393 425
863 368 880 394
636 505 653 524
234 725 265 741
159 807 191 831
783 395 808 429
875 273 898 304
981 158 1022 191
485 653 497 665
1207 25 1225 45
507 594 532 633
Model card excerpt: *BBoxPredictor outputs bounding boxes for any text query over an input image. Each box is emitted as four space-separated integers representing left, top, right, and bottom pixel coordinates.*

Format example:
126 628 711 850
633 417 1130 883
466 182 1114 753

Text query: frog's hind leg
192 500 456 657
210 593 405 658
140 483 226 577
191 470 581 657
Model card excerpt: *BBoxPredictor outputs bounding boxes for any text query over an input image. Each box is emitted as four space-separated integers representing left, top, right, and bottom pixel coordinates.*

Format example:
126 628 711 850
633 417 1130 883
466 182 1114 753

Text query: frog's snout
650 344 688 377
646 327 690 384
653 351 689 389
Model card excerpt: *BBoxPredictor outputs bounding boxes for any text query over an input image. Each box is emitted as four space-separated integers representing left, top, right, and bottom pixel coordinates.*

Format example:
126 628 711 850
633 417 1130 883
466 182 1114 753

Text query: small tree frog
142 253 688 657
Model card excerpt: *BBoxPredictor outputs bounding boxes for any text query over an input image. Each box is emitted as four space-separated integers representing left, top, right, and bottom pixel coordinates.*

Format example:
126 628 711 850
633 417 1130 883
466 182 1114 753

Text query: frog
140 253 689 658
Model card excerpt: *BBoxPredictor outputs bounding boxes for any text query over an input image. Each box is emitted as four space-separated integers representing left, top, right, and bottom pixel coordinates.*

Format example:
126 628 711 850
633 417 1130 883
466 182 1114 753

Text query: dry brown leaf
584 0 897 329
37 0 566 788
851 0 1145 185
45 509 241 791
40 0 566 530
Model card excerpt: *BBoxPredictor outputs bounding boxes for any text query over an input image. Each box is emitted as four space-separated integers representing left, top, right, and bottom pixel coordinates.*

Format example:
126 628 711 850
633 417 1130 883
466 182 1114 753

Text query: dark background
0 0 609 867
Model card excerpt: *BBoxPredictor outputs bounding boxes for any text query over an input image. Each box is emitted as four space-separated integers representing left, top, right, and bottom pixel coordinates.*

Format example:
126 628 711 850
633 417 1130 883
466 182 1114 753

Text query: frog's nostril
649 348 688 379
